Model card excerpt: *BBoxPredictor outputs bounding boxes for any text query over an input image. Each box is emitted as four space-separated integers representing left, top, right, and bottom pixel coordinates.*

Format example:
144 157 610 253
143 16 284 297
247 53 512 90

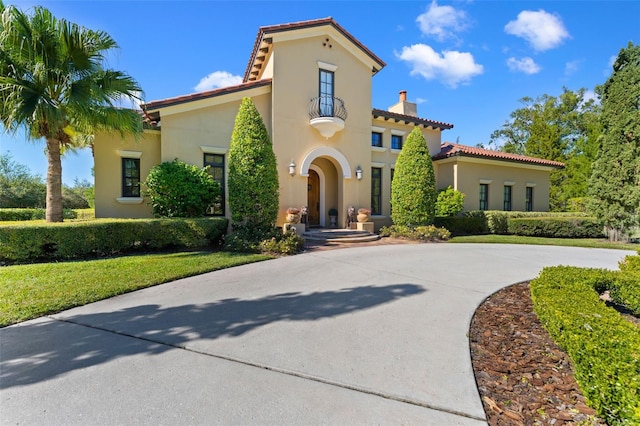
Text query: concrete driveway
1 244 633 425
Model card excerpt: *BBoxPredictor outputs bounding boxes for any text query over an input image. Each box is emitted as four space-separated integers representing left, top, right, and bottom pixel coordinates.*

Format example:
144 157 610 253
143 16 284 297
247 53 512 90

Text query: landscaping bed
470 282 606 425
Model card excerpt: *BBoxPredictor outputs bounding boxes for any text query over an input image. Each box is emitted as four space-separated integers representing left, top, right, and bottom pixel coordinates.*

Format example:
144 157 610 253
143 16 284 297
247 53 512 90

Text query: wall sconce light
355 165 363 181
288 160 296 176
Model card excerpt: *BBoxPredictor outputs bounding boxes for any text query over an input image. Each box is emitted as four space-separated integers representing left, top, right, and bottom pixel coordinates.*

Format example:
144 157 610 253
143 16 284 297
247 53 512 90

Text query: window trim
479 183 489 211
121 157 141 198
203 153 226 216
525 186 534 212
391 134 403 150
503 185 512 211
371 131 383 148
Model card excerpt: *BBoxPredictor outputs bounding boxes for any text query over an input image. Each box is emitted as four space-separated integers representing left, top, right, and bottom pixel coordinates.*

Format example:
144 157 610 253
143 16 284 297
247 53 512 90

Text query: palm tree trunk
46 138 64 222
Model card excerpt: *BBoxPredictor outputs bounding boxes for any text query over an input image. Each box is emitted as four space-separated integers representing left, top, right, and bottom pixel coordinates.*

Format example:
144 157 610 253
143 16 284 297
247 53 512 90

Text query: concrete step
303 229 381 243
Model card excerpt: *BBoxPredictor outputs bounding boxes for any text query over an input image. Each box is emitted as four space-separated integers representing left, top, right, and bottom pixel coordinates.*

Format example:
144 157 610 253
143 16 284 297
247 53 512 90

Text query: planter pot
329 215 337 227
357 213 369 223
285 213 300 224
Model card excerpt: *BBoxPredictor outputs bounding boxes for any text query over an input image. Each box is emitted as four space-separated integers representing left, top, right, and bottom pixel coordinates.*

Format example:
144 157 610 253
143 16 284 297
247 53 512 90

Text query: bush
530 267 640 424
379 224 450 241
391 127 436 226
435 186 465 217
0 208 77 221
507 217 603 238
224 227 304 255
434 212 488 236
0 218 228 264
609 273 640 316
143 159 220 218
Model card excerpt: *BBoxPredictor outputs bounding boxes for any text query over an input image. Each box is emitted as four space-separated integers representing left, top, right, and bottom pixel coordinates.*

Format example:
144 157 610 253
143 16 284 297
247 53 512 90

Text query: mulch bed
469 282 605 425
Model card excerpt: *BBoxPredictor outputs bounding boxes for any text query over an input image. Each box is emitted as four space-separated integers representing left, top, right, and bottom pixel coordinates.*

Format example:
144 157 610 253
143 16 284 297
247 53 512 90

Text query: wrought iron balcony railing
308 96 348 121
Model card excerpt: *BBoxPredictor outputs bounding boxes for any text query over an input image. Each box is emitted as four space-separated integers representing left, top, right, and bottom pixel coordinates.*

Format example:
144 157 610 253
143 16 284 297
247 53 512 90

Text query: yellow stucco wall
436 157 552 212
93 130 161 218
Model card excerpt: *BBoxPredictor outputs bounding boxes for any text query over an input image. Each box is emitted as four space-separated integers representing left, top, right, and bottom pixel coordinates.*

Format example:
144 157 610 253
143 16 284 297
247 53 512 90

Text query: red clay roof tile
434 142 564 168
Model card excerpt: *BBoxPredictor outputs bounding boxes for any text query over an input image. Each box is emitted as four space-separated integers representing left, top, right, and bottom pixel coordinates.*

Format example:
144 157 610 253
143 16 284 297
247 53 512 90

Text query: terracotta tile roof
372 108 454 130
434 142 565 168
243 17 386 82
142 79 272 112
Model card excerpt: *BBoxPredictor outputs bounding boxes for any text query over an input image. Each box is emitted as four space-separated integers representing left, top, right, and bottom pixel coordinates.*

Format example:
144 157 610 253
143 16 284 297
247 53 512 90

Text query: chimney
388 90 417 117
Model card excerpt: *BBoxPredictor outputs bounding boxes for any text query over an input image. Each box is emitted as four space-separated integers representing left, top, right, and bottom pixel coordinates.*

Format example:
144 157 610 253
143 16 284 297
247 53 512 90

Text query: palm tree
0 2 143 222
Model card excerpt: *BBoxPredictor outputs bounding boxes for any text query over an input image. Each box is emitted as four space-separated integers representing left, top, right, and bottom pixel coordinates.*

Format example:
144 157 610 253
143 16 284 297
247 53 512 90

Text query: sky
1 0 638 185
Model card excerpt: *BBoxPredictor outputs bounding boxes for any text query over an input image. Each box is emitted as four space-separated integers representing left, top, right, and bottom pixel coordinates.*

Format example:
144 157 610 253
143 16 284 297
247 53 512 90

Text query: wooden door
307 170 320 226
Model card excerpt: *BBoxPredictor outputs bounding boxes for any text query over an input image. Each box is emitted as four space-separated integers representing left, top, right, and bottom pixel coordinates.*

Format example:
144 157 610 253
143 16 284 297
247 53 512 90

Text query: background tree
589 42 640 241
0 153 46 207
391 127 436 226
228 97 279 239
143 159 219 218
0 2 142 222
489 88 601 211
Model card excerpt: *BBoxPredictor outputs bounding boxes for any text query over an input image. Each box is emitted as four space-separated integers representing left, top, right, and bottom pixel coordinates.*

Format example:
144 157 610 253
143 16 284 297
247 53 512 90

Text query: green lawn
449 234 639 251
0 251 271 327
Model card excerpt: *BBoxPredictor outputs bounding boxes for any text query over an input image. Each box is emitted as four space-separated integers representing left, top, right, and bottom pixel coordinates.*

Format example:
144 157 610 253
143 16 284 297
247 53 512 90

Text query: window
503 185 512 211
390 168 395 211
526 187 534 212
391 134 403 150
319 69 334 117
479 184 489 210
371 167 382 215
204 153 225 216
122 158 140 197
371 132 383 147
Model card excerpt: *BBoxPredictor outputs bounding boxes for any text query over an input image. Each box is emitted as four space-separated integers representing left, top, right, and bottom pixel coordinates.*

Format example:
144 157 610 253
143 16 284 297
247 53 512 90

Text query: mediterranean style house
93 17 563 229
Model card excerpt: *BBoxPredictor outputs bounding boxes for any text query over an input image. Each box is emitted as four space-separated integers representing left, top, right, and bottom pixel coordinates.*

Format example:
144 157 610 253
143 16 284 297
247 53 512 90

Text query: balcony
308 96 348 138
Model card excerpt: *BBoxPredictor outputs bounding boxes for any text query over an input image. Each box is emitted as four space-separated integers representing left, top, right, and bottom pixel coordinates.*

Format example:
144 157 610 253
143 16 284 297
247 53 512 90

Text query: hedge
0 218 228 264
434 213 488 236
507 217 603 238
530 267 640 424
0 208 78 221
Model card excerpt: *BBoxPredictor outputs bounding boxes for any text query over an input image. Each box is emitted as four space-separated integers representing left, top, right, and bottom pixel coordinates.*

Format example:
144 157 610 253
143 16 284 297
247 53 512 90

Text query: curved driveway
1 244 633 425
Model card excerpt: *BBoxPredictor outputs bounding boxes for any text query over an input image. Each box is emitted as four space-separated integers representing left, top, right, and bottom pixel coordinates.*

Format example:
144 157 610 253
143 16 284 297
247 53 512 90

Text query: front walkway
1 244 632 425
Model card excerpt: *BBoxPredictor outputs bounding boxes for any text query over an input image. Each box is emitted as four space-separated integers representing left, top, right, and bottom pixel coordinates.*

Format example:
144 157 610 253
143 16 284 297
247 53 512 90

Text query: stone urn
357 208 371 223
285 208 301 224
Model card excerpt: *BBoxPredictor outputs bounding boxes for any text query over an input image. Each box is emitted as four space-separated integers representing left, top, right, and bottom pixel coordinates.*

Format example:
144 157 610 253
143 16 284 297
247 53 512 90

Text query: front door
307 169 320 226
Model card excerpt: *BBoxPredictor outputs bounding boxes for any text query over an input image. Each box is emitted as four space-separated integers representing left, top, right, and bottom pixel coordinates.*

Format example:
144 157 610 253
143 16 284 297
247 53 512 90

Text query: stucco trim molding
371 125 385 133
200 146 228 155
116 150 142 159
390 129 406 136
317 61 338 72
371 146 387 153
479 179 493 184
526 182 537 187
504 181 516 186
371 162 386 168
300 146 352 179
116 197 144 204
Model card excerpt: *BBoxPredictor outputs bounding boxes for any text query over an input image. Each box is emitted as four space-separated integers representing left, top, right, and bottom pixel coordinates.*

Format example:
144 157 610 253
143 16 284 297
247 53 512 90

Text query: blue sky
1 0 638 185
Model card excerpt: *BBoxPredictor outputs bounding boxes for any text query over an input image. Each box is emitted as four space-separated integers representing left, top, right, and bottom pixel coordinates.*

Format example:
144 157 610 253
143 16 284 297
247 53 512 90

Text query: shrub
507 217 603 238
0 218 228 264
379 224 450 241
143 159 220 218
0 208 77 221
484 211 509 234
434 212 488 236
258 232 305 255
435 186 465 217
228 97 279 238
530 267 640 424
224 227 304 255
391 127 436 226
609 273 640 315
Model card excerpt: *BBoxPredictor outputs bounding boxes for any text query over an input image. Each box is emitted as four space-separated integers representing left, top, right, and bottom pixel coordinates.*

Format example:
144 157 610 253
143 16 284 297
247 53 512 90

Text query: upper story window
391 134 403 150
122 158 140 197
371 132 383 147
319 69 334 116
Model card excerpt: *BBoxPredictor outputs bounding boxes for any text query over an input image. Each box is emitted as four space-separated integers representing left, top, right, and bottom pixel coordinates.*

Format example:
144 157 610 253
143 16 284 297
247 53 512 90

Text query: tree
228 97 279 238
391 127 436 226
589 42 640 241
489 88 602 211
0 2 142 222
0 153 45 207
143 159 219 218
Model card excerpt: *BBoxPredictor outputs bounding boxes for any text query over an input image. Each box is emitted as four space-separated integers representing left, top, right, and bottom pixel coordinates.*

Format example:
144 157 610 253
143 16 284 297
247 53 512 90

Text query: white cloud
506 57 541 74
115 90 143 110
564 60 580 76
416 0 469 42
582 89 599 105
505 10 569 51
194 71 242 92
415 97 428 105
397 44 483 88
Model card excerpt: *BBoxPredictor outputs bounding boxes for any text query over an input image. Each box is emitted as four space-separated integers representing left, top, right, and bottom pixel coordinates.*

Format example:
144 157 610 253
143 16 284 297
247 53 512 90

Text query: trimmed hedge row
530 267 640 424
0 218 228 264
507 217 603 238
0 208 78 221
